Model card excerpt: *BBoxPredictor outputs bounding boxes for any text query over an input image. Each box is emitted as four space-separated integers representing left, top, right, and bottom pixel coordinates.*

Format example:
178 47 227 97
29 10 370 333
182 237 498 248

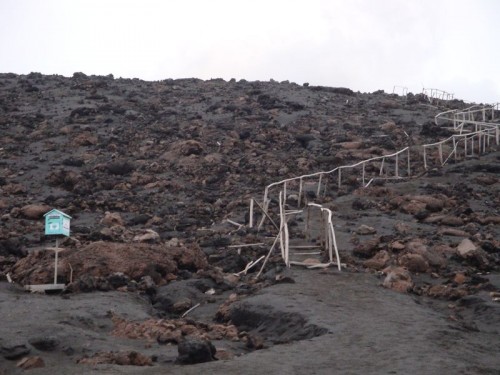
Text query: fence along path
245 100 500 272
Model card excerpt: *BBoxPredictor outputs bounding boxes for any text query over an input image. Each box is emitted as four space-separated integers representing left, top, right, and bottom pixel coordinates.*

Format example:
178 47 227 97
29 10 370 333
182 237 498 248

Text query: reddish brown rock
426 285 468 300
72 132 98 146
398 253 429 273
438 228 469 237
100 212 124 227
382 266 414 293
77 351 152 366
19 204 50 220
457 238 476 257
404 240 446 270
400 200 426 215
133 229 160 243
173 298 193 314
10 241 208 286
16 356 45 370
478 216 500 225
390 241 406 252
393 222 411 235
356 224 377 235
363 250 390 270
214 348 235 360
353 236 381 258
453 273 467 284
2 183 26 195
440 216 464 227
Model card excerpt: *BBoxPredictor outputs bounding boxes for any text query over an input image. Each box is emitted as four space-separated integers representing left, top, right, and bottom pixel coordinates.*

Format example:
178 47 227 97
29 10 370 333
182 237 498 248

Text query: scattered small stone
78 351 152 366
398 253 429 273
438 228 469 237
356 224 377 235
457 238 477 257
390 241 405 252
133 229 160 243
382 266 413 293
353 237 380 258
246 333 265 349
100 212 124 227
19 204 50 220
363 250 390 270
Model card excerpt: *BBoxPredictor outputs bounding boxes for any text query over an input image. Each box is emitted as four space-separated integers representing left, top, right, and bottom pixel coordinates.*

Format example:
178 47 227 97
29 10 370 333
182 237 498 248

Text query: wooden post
362 162 365 186
278 192 284 258
327 222 333 263
423 146 427 169
283 182 287 207
438 143 443 165
298 178 303 207
320 209 325 248
379 158 385 176
249 199 254 228
317 174 323 197
305 205 310 241
338 168 341 189
54 238 59 284
452 137 457 162
257 188 269 230
407 148 411 177
395 153 399 177
329 221 341 271
284 223 290 267
323 211 329 255
255 233 280 279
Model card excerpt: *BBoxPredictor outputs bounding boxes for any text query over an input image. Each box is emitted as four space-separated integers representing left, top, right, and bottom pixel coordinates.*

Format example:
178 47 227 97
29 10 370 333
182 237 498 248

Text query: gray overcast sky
1 0 499 103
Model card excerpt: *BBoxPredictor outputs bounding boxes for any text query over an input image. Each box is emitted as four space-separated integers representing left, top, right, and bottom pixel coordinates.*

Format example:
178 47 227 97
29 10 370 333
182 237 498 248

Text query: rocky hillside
1 73 499 373
0 73 454 255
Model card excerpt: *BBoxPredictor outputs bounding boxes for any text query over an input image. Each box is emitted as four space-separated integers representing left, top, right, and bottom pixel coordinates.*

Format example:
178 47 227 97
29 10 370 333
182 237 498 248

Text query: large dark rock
28 336 59 351
176 337 216 364
1 344 30 360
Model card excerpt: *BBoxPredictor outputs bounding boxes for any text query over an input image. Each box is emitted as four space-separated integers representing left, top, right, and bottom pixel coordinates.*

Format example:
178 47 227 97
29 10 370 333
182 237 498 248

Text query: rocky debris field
0 72 499 374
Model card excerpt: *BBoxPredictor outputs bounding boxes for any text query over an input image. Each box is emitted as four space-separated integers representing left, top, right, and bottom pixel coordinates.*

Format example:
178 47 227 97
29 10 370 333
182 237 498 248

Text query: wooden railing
243 101 499 270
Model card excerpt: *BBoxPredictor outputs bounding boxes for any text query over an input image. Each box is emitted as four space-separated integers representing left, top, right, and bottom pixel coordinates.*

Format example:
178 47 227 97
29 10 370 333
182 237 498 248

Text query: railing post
407 148 411 177
298 178 303 207
278 191 285 258
362 162 365 186
317 174 323 197
249 199 254 228
379 158 385 176
438 143 443 165
452 137 457 162
338 169 341 189
283 181 287 206
423 146 427 170
395 153 399 177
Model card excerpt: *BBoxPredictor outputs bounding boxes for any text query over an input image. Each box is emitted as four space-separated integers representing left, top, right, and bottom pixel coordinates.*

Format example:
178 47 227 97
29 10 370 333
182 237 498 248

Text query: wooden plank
25 284 66 292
